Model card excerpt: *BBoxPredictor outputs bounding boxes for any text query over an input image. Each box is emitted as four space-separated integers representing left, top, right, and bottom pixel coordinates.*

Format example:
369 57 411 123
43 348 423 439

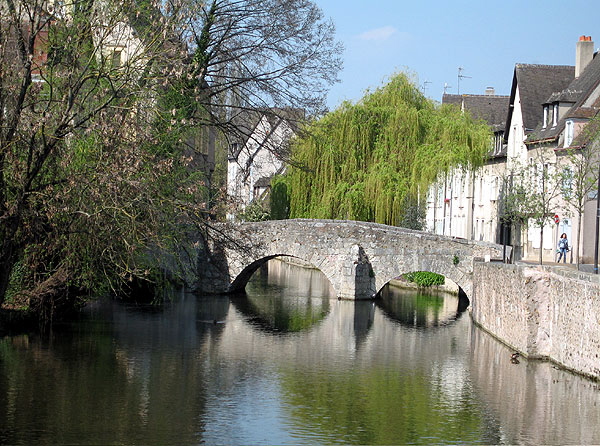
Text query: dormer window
543 106 548 129
552 103 558 127
565 120 574 147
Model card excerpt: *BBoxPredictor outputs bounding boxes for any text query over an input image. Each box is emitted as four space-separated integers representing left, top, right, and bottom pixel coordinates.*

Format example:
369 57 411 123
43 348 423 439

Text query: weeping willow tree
284 73 491 226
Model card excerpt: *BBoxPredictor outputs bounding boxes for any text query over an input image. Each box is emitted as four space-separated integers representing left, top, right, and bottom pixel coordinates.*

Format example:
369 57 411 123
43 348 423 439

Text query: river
0 259 599 445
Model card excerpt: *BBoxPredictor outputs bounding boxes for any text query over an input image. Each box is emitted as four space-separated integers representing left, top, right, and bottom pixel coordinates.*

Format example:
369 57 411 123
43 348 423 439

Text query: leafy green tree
282 73 491 226
0 0 342 318
0 0 188 312
270 176 291 220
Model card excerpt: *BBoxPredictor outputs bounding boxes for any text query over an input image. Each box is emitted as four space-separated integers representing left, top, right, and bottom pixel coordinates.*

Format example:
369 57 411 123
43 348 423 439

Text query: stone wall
198 219 506 300
472 261 600 380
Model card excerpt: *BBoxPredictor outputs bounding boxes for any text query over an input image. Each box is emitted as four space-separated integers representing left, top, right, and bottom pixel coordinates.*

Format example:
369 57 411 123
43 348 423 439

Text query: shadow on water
376 284 468 330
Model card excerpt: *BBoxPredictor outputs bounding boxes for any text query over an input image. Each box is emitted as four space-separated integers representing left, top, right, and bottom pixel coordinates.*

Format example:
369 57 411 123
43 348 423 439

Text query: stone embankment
472 261 600 380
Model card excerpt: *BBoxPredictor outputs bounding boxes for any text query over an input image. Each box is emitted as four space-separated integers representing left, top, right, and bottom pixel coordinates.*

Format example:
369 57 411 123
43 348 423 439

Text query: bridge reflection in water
209 258 600 444
1 259 599 445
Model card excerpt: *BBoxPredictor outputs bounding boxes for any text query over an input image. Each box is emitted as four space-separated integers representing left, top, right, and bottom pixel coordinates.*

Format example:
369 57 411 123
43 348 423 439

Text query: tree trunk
0 218 22 306
539 225 544 265
0 254 15 306
576 212 583 269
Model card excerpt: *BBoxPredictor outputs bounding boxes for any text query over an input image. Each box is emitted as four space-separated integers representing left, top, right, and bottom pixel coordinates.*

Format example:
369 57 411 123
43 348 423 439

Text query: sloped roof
442 93 510 132
443 93 510 159
228 107 305 159
527 55 600 145
254 176 272 188
570 109 600 148
505 64 575 138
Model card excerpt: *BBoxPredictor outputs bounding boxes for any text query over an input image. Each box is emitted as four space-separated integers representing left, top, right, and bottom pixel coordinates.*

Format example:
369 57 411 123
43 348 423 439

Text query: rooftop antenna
457 66 471 94
422 80 432 95
443 82 452 94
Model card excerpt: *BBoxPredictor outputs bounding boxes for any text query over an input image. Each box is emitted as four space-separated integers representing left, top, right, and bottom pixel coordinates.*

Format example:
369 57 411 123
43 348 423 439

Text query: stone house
502 63 575 260
226 108 303 220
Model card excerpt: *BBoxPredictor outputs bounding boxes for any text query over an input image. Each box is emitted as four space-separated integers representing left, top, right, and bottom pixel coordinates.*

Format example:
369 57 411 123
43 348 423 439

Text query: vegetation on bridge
403 271 445 288
273 73 491 227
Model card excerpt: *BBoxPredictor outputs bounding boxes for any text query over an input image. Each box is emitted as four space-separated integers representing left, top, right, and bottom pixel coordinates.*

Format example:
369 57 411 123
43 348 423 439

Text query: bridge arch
198 219 506 302
228 254 339 296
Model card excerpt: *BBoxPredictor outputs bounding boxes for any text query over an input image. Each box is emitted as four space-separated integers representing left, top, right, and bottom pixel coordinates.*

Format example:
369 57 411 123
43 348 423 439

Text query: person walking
557 233 569 263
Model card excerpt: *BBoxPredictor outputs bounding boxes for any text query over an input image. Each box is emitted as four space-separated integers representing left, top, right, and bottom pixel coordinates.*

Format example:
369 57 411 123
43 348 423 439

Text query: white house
427 36 600 265
524 36 600 263
227 109 302 220
426 91 509 245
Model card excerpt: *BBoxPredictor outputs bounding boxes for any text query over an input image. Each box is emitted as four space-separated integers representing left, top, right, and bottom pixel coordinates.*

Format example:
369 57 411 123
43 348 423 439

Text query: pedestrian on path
557 233 569 263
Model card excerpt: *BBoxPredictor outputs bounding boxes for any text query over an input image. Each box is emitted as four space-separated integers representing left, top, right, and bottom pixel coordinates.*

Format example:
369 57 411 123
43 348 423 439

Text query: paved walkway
519 260 599 274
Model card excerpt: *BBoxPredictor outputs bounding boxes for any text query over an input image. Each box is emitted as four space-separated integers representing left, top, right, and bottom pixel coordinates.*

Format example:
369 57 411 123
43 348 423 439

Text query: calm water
1 259 599 445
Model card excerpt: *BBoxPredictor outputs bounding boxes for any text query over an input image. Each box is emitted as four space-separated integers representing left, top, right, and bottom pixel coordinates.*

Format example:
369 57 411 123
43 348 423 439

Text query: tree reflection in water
1 260 599 445
376 283 468 329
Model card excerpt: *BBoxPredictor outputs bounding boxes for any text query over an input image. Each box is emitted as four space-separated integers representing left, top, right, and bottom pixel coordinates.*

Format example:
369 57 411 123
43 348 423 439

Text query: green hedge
403 271 445 287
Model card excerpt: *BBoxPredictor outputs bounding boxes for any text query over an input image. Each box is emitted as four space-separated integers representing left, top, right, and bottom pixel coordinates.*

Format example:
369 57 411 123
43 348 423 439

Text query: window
112 50 122 68
543 106 548 129
552 104 559 127
565 120 574 147
491 176 499 200
562 167 573 199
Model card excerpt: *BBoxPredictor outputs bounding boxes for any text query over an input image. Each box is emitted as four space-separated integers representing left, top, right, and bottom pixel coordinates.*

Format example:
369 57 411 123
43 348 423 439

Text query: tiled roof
443 93 510 159
527 55 600 145
442 93 510 132
505 64 575 138
254 176 272 188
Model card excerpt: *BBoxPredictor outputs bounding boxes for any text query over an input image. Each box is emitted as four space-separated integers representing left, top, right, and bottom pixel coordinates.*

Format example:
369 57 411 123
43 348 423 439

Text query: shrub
238 202 271 222
403 271 445 287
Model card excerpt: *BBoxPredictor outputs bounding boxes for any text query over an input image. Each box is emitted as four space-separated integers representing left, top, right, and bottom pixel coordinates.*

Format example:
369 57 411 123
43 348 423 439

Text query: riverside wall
472 261 600 380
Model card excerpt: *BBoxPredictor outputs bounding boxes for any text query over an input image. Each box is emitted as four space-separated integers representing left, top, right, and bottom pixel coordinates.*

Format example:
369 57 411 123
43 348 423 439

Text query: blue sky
317 0 600 109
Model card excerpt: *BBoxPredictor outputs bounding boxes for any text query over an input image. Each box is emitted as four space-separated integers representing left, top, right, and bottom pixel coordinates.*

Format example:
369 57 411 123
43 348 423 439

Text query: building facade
227 109 301 220
427 36 600 265
426 92 509 247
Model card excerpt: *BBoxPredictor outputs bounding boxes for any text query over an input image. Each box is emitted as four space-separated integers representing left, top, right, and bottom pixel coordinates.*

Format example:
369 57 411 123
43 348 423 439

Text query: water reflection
377 284 466 329
231 259 332 333
0 261 599 445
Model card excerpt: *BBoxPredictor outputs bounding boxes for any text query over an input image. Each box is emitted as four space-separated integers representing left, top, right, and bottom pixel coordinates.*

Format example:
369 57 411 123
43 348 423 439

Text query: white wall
227 115 293 220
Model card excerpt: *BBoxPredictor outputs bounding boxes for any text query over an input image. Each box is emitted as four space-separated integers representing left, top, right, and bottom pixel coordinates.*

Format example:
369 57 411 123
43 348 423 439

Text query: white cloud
357 26 398 42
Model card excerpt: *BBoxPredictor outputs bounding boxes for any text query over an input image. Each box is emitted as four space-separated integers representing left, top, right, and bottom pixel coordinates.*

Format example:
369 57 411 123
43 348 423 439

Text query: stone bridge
197 219 507 300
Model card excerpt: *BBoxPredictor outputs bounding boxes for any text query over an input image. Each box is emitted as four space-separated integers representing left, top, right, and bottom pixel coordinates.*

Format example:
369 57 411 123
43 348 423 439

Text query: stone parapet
472 261 600 380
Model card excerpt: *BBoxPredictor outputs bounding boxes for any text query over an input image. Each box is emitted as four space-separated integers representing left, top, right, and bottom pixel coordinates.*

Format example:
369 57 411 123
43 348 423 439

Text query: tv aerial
457 66 471 94
422 80 432 94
